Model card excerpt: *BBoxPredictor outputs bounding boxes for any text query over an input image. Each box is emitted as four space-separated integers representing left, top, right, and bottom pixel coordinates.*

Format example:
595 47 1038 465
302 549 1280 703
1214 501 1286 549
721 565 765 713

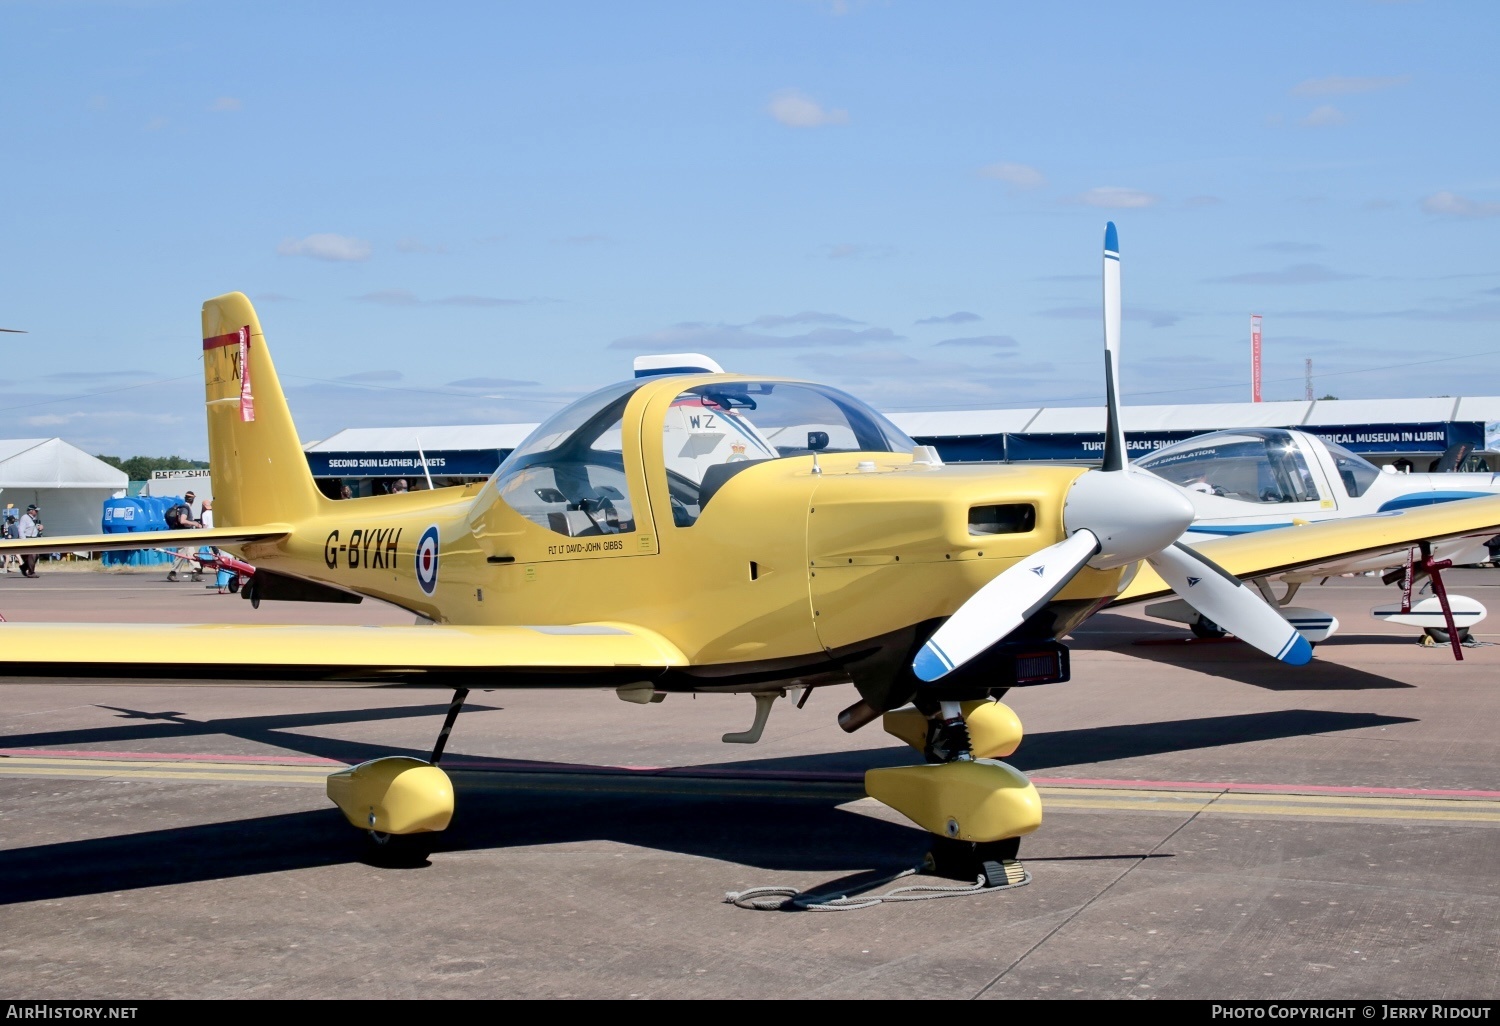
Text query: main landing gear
326 687 469 863
864 697 1040 888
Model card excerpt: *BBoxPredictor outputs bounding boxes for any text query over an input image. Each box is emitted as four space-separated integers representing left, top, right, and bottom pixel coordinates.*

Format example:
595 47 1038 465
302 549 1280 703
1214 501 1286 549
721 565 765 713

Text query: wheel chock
882 700 1023 760
924 835 1030 887
865 759 1041 844
327 756 454 835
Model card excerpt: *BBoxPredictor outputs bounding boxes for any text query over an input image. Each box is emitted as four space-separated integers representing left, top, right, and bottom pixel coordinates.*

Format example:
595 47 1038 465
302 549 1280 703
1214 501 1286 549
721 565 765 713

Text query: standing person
201 500 233 594
166 491 203 582
1 505 17 573
391 479 409 494
17 504 41 578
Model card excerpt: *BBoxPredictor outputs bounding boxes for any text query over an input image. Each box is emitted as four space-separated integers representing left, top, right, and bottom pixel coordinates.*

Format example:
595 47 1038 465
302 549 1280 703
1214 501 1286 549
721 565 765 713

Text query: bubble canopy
490 377 916 534
1136 428 1328 505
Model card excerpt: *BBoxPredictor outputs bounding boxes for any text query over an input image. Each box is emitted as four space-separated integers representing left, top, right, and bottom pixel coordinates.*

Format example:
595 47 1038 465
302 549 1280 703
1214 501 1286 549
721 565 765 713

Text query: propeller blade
913 529 1101 682
1147 543 1313 665
1100 222 1127 473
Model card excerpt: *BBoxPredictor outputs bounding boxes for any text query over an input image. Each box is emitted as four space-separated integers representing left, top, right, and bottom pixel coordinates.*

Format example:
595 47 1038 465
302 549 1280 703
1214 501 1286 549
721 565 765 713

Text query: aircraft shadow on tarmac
0 707 1412 905
1070 613 1417 690
0 701 504 765
677 708 1416 777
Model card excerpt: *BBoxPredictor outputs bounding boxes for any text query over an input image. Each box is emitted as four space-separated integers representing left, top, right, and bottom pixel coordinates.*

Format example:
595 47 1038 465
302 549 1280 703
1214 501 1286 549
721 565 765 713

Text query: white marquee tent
0 438 128 538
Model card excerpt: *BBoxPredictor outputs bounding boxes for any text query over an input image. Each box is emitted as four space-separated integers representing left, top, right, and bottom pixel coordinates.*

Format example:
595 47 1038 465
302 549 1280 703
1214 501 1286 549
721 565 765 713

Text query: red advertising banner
1251 314 1263 403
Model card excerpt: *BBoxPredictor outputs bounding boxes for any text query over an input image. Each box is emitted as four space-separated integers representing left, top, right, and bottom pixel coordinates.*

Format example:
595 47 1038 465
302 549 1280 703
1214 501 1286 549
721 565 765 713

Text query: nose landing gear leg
866 696 1039 889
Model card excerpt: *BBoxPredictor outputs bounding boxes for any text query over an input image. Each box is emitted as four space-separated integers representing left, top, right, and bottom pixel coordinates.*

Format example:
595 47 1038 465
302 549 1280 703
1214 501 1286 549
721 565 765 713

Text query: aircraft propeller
912 223 1313 682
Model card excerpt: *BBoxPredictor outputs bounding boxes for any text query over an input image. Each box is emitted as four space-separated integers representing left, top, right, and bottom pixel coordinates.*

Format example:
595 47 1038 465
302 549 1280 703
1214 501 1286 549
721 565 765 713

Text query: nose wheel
328 688 469 862
1190 616 1227 640
865 698 1040 888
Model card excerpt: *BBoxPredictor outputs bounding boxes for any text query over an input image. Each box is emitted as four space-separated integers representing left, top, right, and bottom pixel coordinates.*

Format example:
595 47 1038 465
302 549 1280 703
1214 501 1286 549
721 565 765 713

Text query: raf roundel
415 524 440 595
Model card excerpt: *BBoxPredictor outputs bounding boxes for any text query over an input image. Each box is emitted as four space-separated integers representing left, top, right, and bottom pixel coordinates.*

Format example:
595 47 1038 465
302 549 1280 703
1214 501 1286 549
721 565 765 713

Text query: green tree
94 455 209 481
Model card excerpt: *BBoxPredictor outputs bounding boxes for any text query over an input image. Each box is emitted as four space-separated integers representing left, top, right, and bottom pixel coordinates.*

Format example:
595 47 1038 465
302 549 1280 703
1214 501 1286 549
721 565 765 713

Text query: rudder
202 292 324 526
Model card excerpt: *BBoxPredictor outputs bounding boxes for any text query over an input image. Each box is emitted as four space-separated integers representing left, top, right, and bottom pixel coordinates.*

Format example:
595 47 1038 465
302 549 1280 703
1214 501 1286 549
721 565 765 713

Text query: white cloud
916 312 981 326
1422 191 1500 219
210 97 242 112
747 311 862 328
278 233 373 262
434 295 525 307
1301 105 1347 127
934 335 1018 348
1291 74 1411 96
768 90 849 128
1074 187 1158 209
1041 305 1180 328
979 162 1045 190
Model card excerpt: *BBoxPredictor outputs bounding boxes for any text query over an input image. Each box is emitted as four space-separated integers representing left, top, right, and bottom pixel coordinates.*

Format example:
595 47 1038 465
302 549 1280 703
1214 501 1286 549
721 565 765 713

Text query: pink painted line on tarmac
0 747 343 766
6 747 1498 799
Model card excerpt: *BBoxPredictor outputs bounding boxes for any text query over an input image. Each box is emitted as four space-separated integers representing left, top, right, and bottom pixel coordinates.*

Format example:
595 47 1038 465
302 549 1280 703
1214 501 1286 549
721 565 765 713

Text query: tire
1190 617 1228 640
1425 626 1472 645
363 830 434 866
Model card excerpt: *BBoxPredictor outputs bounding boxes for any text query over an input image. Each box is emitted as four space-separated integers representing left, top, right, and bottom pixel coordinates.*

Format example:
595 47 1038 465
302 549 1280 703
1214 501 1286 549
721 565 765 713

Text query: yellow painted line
4 757 1499 826
1206 802 1500 824
0 756 324 773
0 765 328 786
1040 794 1500 824
1038 785 1500 812
1193 790 1500 812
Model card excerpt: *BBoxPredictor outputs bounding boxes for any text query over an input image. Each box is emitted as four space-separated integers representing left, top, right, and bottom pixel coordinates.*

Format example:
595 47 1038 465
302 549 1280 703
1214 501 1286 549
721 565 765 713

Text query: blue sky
4 0 1499 458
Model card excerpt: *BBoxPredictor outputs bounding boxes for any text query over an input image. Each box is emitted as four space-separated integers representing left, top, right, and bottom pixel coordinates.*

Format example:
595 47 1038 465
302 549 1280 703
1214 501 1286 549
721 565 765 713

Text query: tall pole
1305 358 1313 402
1251 314 1263 403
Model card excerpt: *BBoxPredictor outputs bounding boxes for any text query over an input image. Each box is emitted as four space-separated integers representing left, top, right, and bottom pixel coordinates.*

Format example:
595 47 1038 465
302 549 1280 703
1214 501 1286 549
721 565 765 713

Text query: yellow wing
0 621 685 686
1116 495 1500 605
0 525 290 556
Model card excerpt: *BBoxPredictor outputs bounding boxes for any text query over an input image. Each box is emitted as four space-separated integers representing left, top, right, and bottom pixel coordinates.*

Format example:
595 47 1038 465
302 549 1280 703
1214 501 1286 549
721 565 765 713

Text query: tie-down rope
725 862 1030 911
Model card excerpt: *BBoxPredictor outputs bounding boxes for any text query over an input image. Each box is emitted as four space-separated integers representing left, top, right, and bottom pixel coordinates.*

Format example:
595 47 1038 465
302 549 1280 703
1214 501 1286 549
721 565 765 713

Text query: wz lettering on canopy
324 528 402 570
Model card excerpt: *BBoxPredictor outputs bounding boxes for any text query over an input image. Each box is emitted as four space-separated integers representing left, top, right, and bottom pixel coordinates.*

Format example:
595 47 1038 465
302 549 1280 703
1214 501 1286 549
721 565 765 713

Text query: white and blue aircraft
1133 429 1500 652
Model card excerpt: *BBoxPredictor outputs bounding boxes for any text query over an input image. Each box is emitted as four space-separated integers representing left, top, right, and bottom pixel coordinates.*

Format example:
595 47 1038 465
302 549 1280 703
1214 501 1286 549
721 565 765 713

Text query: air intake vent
969 504 1036 536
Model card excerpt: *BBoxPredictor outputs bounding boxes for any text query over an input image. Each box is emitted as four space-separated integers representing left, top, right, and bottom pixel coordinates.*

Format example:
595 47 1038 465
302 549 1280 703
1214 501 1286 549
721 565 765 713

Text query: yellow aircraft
4 223 1500 887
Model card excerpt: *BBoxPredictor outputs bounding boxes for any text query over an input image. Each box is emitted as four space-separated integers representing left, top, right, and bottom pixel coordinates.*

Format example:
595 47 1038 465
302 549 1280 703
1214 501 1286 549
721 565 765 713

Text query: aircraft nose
1062 468 1196 569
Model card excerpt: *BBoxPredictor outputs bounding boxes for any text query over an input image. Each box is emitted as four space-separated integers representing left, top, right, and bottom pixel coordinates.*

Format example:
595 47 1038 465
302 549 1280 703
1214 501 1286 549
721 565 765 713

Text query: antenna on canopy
415 435 435 490
633 353 725 377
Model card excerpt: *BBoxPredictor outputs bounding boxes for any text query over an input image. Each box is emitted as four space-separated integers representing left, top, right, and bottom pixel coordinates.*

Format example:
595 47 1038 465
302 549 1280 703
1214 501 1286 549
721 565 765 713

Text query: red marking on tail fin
202 329 243 351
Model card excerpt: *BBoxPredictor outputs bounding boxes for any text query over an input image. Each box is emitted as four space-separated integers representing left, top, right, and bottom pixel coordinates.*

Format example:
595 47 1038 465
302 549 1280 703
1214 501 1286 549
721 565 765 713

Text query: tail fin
201 292 325 527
